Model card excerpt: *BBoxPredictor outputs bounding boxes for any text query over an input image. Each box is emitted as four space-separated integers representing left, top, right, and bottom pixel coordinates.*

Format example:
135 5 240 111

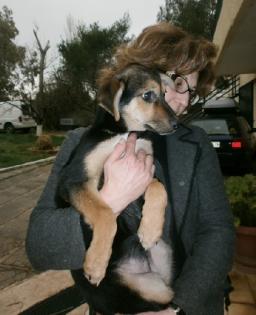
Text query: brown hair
98 22 218 96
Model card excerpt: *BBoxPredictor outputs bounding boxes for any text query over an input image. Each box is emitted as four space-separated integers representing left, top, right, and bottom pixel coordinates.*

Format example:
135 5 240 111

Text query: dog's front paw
83 252 107 286
138 223 162 250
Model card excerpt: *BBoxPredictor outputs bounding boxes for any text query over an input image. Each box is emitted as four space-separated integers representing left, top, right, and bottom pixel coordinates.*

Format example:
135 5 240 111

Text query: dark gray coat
26 125 235 315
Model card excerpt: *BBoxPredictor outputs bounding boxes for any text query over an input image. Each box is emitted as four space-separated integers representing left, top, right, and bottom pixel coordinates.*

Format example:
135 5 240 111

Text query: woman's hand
99 133 155 215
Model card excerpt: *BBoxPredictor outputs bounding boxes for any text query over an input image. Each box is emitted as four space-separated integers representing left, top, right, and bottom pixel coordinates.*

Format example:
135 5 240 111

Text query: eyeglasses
165 71 200 105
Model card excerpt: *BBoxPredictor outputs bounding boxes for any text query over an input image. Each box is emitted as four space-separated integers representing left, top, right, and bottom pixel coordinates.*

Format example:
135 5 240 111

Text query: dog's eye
141 91 157 103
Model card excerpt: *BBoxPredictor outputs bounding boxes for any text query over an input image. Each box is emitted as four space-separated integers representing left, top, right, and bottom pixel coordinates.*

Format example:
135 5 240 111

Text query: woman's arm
26 128 87 270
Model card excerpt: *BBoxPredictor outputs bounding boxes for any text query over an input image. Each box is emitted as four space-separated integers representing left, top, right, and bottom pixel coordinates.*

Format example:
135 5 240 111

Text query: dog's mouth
144 122 179 135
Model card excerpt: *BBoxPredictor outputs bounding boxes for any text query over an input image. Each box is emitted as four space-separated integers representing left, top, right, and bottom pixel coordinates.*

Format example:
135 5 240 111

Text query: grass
0 132 65 168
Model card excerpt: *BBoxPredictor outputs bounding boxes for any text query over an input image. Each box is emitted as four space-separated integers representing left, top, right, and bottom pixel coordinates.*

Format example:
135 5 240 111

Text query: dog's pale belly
117 239 172 282
84 133 153 186
116 239 173 303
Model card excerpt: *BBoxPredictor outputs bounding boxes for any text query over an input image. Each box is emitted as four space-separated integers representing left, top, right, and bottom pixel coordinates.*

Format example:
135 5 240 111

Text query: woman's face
164 71 199 116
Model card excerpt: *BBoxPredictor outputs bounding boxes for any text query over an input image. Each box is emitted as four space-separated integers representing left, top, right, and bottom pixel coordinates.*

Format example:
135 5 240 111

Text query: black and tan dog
57 64 178 314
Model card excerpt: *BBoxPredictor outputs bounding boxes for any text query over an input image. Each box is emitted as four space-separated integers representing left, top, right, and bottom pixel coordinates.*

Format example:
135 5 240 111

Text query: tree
47 14 131 127
59 14 130 94
157 0 223 40
19 48 39 102
0 6 25 100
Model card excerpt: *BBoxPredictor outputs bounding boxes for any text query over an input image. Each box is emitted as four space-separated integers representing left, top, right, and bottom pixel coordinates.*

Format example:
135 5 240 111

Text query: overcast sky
5 0 165 68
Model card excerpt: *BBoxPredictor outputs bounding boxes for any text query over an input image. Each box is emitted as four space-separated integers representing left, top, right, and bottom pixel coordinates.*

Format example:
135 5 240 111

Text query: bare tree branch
32 29 50 133
33 29 50 53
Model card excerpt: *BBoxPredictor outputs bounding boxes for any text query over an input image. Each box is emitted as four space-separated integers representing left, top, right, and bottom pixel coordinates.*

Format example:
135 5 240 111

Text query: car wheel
4 123 15 134
23 128 31 133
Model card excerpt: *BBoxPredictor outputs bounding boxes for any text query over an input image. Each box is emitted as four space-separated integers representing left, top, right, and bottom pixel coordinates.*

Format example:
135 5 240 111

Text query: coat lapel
166 125 200 233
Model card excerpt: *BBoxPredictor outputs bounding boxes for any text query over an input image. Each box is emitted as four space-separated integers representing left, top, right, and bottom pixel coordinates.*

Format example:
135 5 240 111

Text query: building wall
239 74 256 127
240 74 256 127
213 0 256 75
213 0 256 127
214 0 243 48
213 0 244 70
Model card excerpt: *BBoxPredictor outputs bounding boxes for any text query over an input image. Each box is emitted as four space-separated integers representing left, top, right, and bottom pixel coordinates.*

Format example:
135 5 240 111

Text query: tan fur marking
122 95 175 134
121 79 161 131
84 134 128 185
72 186 117 285
122 98 154 131
138 179 167 249
113 82 124 121
98 79 124 120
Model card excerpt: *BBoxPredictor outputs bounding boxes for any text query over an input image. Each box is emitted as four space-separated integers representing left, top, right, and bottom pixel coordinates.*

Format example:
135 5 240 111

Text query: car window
190 118 239 135
21 104 31 116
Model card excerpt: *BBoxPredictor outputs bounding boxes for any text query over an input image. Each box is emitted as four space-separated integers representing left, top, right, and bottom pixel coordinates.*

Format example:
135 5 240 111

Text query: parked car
190 99 256 173
203 97 239 112
0 101 36 133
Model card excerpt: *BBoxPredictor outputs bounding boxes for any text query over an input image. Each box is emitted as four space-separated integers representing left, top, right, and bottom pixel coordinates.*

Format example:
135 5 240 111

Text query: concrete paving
0 162 256 315
0 163 53 290
227 267 256 315
0 270 75 314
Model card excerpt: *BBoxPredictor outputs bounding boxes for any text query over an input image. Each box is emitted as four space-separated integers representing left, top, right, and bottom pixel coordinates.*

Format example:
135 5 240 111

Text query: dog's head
97 64 178 135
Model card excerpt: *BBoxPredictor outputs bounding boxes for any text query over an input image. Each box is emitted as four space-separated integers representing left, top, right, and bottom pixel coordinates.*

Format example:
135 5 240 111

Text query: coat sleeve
26 128 87 271
172 128 235 314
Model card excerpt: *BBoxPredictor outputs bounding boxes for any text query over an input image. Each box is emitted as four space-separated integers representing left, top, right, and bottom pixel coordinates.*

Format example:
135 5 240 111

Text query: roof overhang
213 0 256 75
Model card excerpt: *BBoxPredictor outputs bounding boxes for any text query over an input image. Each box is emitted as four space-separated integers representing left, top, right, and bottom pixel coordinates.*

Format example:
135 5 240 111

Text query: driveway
0 163 52 289
0 162 89 314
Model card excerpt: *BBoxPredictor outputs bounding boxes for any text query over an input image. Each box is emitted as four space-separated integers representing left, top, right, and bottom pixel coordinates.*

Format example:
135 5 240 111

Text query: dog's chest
84 133 153 184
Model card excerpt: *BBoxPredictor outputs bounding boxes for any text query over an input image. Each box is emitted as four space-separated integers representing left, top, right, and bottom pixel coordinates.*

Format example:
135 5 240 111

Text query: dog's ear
98 77 124 122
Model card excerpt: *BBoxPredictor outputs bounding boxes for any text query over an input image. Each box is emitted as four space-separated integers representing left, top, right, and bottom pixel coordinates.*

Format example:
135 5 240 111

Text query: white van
0 101 36 133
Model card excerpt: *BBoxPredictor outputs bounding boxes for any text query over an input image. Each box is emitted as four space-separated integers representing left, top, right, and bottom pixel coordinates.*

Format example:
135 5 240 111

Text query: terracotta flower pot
235 226 256 274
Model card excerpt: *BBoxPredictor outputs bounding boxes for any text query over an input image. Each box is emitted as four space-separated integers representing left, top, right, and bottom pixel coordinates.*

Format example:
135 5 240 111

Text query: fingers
137 150 154 179
107 139 126 163
137 149 146 162
106 133 155 178
125 133 137 156
145 154 155 176
137 150 154 170
125 133 154 177
108 133 137 163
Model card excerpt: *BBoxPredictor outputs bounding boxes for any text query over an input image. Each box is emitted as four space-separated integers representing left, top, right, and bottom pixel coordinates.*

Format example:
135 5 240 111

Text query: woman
26 23 235 315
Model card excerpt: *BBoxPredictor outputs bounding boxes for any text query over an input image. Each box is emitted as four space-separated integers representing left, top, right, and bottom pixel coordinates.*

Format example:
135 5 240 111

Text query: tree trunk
36 124 43 137
33 30 50 134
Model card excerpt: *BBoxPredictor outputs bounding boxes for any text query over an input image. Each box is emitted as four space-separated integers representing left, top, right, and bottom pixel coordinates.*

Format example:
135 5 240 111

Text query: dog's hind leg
71 184 117 286
149 239 173 285
137 179 167 250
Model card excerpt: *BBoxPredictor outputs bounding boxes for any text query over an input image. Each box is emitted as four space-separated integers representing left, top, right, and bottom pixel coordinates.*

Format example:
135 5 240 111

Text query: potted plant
225 174 256 273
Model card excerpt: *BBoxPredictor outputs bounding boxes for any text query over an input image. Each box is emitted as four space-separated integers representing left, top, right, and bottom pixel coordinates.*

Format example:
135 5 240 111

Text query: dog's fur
57 64 178 314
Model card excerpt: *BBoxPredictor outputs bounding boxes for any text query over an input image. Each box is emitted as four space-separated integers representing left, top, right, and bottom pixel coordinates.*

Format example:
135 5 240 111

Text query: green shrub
225 175 256 227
